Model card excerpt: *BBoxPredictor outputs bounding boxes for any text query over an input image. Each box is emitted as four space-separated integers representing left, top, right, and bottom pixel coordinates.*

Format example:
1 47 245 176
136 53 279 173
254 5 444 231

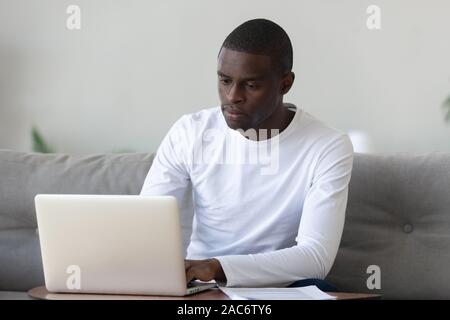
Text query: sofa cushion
0 150 154 291
326 152 450 299
2 149 450 299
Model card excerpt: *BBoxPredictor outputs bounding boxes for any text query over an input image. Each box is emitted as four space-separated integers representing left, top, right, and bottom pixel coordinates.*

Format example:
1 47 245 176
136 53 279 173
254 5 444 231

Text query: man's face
217 47 285 131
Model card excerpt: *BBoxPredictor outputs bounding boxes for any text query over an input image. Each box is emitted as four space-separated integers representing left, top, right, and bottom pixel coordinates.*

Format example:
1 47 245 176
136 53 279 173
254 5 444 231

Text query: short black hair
220 19 293 75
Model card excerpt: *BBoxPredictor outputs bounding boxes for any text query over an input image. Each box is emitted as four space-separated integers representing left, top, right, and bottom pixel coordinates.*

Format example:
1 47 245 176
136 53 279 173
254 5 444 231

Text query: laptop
34 194 217 296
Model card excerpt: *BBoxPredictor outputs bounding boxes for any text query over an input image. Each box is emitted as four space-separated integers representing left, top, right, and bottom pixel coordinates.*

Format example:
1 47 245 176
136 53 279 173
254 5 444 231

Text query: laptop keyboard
187 281 215 288
187 282 201 288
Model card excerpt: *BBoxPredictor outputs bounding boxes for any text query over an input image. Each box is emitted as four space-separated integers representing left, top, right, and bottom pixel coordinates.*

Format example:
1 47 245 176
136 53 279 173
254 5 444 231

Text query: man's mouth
223 106 247 120
225 109 246 120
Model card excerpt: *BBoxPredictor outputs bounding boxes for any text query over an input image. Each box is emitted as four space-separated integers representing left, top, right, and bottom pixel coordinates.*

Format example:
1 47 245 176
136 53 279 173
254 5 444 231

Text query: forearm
215 241 337 287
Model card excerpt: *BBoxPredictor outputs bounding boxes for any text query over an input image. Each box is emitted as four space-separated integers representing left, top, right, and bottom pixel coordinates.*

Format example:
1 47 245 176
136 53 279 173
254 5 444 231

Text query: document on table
219 285 337 300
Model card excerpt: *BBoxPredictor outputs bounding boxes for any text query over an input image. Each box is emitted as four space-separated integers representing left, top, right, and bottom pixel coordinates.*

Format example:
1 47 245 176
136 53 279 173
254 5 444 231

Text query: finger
188 265 215 283
186 267 196 284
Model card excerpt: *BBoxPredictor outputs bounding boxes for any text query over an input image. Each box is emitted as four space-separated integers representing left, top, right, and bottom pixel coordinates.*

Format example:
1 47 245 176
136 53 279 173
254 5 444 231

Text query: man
140 19 354 288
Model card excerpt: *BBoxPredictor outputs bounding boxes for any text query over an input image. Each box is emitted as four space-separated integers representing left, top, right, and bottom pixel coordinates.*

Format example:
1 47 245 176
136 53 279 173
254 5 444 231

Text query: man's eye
220 79 231 85
246 83 257 89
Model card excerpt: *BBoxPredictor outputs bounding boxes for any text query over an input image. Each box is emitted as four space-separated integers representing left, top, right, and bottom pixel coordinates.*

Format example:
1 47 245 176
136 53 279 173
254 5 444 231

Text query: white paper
219 285 337 300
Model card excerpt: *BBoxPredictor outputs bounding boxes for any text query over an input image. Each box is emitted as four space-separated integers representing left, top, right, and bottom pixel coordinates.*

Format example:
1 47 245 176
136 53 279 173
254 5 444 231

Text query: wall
1 0 449 154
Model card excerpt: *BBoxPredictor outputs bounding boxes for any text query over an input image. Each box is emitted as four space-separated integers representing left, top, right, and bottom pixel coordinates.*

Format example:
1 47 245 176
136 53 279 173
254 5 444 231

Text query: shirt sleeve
214 134 354 287
140 115 192 203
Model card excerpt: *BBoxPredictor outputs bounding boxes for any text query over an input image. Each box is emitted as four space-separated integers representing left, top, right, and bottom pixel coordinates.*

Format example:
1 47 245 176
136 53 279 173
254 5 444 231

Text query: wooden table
28 286 380 300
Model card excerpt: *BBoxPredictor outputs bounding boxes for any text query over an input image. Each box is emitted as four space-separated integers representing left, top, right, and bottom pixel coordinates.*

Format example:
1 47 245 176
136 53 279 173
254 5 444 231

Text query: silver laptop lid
35 194 188 296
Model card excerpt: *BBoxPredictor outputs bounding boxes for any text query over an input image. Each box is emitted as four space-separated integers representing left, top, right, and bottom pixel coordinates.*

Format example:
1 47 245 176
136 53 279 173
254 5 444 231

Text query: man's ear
280 72 295 94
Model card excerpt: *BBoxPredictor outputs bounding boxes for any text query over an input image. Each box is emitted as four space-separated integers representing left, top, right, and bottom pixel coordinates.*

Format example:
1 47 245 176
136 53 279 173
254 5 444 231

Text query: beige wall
1 0 450 154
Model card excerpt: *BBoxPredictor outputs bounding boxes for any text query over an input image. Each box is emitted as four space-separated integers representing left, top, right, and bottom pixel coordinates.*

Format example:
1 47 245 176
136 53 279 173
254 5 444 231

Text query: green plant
31 126 54 153
443 95 450 123
30 126 135 154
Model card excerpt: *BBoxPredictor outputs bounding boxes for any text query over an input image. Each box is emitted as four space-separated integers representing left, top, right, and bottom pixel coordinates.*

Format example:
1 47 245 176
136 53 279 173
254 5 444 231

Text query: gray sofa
1 149 449 299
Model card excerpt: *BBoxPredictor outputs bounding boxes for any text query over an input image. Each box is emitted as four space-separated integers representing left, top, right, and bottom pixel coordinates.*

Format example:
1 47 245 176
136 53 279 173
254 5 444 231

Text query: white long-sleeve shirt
140 103 354 287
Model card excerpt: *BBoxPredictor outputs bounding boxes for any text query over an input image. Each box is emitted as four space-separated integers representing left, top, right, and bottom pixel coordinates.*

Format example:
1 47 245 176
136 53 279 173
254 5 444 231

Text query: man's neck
245 104 295 141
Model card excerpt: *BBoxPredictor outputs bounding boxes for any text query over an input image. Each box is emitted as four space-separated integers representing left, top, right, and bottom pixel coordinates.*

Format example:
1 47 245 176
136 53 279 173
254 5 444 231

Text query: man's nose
226 83 244 104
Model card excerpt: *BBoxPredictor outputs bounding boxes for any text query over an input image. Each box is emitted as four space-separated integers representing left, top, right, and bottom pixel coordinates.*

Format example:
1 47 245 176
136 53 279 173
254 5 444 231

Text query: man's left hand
184 258 226 284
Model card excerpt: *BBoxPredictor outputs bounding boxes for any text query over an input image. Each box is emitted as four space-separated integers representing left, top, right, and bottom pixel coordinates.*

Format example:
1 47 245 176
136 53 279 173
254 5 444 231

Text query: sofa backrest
326 152 450 299
0 150 154 291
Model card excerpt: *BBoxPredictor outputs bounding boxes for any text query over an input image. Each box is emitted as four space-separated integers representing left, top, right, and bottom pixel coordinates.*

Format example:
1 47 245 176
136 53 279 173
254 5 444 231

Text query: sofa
1 149 449 299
